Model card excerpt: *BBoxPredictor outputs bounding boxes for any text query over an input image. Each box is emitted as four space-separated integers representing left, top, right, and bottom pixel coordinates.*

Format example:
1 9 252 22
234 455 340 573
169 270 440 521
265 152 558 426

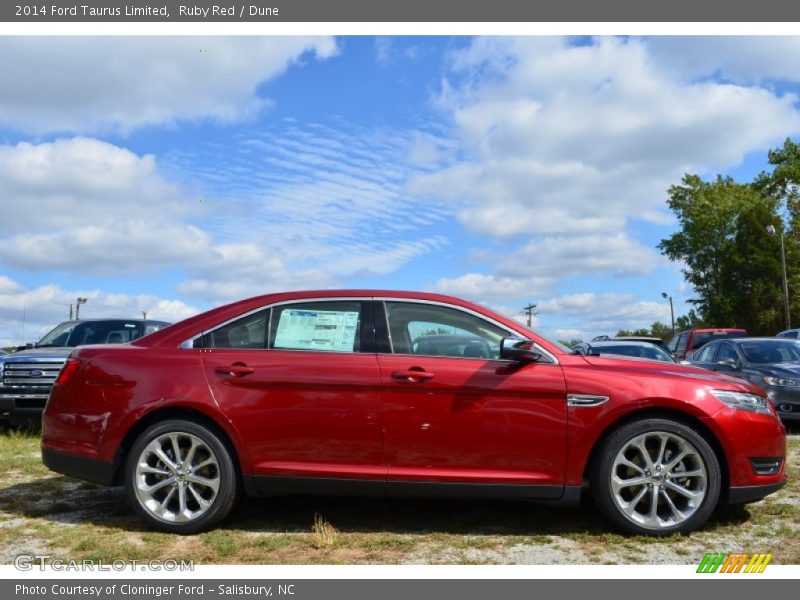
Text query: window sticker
274 309 359 352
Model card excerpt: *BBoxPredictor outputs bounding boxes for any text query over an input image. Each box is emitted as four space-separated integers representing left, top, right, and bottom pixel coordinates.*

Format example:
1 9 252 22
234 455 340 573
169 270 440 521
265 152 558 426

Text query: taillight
55 358 81 386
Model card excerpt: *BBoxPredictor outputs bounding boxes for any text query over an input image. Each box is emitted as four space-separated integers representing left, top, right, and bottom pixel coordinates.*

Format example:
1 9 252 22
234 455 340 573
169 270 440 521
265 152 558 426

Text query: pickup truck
0 318 170 426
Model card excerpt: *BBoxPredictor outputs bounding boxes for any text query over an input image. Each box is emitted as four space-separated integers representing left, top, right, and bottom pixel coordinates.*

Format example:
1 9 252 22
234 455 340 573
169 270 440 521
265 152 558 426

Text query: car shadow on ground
0 474 753 538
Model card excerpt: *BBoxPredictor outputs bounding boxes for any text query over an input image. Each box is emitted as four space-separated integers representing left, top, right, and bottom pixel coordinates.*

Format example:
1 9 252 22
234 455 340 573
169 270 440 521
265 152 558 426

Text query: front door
201 300 384 485
377 300 568 495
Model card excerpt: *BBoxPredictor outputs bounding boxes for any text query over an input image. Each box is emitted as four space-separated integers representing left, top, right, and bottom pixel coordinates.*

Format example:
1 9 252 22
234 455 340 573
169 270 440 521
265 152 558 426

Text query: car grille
1 361 64 389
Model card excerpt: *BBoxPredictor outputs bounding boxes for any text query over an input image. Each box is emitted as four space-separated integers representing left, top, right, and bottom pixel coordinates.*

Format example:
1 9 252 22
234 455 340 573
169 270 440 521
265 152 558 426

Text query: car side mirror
716 358 739 370
500 337 544 362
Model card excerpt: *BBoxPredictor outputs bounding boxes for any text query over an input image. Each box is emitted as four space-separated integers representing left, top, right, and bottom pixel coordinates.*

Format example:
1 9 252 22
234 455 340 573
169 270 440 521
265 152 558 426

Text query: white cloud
0 276 198 347
0 36 337 134
496 233 662 279
435 273 551 301
537 292 670 334
647 37 800 84
0 127 451 304
411 36 800 241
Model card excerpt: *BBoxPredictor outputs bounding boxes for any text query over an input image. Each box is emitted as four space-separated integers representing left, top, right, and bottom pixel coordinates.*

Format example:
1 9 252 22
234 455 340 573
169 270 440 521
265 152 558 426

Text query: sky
1 35 800 346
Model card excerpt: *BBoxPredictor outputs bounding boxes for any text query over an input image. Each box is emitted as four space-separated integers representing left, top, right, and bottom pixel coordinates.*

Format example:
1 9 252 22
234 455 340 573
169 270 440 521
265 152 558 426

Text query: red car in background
667 328 748 361
42 291 786 535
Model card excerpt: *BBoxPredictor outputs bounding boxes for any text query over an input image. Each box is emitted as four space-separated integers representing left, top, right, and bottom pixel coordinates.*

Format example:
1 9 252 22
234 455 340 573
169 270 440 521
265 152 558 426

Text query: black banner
3 0 800 22
3 579 799 600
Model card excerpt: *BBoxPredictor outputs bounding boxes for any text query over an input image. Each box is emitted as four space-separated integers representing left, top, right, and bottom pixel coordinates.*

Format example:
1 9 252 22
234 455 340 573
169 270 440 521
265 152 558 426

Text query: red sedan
41 290 787 535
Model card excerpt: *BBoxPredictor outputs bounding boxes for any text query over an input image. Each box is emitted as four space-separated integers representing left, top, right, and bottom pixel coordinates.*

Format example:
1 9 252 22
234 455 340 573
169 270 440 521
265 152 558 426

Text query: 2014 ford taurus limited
41 290 788 535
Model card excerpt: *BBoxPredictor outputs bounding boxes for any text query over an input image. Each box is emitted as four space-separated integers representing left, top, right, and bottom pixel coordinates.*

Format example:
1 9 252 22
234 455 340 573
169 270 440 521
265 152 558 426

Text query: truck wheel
124 419 238 534
591 418 721 536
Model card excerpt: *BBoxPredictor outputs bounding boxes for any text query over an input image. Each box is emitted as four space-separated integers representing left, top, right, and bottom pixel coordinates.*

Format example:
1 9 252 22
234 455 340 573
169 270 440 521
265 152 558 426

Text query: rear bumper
0 393 49 417
727 479 787 504
41 447 115 486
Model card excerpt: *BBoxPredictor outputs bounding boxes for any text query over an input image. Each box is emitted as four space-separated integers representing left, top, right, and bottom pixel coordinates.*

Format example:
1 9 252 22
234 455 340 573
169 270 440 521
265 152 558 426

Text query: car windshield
593 344 674 362
36 320 146 347
740 340 800 364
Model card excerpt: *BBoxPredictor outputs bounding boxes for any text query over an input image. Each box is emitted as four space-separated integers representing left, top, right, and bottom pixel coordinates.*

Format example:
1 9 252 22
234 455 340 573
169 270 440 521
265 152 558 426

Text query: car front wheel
591 418 721 536
124 419 238 534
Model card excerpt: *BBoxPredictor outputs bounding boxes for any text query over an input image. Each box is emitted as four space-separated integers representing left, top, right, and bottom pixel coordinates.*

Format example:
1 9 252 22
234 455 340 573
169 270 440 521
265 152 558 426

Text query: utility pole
767 225 791 330
661 292 675 336
69 304 73 320
522 302 539 328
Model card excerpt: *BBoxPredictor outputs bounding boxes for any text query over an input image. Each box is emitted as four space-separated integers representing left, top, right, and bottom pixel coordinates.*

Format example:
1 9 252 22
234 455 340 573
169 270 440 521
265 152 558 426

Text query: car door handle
215 363 255 377
391 368 434 383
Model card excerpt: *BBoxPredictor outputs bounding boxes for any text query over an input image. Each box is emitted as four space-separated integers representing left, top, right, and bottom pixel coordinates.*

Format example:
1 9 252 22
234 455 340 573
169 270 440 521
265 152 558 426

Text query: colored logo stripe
697 552 772 573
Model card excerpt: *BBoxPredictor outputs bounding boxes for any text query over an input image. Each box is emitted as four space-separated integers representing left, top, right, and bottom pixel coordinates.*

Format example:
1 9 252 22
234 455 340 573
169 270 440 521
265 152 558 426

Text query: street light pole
767 225 791 330
661 292 675 336
75 297 87 320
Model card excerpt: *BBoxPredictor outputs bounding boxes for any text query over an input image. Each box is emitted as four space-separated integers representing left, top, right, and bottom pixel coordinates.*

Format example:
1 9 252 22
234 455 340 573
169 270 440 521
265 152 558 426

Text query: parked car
591 335 668 349
572 341 676 363
667 328 747 361
687 337 800 422
42 291 786 536
0 318 170 425
776 329 800 339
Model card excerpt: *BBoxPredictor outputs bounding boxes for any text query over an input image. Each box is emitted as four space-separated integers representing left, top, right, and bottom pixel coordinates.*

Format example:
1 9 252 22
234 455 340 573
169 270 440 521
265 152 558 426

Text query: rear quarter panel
43 346 253 472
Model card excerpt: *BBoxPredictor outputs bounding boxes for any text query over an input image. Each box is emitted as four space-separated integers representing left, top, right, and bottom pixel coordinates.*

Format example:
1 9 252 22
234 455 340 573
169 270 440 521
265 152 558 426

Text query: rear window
691 331 746 349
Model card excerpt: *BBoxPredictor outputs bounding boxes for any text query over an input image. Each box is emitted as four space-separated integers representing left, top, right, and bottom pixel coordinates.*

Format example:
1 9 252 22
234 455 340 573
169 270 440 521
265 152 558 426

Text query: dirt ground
1 428 798 565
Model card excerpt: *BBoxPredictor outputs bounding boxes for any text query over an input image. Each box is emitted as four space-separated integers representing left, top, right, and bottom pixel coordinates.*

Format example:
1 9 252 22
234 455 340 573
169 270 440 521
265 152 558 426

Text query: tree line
559 138 800 347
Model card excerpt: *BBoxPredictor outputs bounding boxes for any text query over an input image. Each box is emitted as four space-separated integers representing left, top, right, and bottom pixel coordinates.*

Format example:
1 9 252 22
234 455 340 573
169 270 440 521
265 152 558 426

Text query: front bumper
765 387 800 421
728 480 788 504
41 447 115 486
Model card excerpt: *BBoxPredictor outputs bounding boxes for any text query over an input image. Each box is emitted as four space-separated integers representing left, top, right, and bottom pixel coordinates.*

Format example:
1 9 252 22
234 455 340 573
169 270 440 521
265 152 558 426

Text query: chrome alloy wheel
134 432 220 523
610 431 708 530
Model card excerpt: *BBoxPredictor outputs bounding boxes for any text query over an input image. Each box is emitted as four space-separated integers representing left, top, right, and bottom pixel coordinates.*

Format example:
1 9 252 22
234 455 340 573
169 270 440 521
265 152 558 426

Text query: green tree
675 310 703 331
658 174 785 334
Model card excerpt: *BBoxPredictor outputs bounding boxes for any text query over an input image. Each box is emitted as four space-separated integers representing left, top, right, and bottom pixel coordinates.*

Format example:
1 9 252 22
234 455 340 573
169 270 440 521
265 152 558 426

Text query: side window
384 302 507 359
269 301 362 353
194 309 269 349
716 343 740 363
666 335 679 353
694 343 717 363
676 333 689 355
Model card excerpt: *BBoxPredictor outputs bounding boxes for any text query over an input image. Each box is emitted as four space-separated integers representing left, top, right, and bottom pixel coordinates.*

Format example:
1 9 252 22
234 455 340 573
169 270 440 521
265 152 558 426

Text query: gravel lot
1 427 798 565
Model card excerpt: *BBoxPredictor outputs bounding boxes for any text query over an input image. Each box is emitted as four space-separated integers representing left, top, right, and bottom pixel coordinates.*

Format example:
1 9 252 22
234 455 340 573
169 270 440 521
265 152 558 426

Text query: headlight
710 390 772 415
762 376 800 387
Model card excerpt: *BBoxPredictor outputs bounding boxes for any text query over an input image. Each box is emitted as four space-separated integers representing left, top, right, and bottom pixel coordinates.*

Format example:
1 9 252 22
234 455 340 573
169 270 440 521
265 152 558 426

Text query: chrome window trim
179 295 559 365
179 297 372 351
378 297 558 365
567 394 609 407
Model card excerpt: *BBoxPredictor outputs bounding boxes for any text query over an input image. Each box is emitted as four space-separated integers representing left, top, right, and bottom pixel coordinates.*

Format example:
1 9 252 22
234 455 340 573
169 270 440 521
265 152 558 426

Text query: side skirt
243 475 582 507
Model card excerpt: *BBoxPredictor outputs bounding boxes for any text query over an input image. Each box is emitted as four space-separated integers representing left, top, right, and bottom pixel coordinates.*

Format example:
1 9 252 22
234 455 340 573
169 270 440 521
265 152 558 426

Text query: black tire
591 418 721 536
124 419 239 534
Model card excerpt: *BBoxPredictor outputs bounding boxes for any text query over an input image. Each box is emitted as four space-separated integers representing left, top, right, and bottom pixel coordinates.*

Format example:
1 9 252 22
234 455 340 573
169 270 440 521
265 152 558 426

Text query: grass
0 426 798 564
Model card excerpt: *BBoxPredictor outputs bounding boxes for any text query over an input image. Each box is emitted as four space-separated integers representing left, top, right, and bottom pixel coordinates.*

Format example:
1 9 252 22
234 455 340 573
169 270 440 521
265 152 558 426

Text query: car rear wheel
591 418 721 535
124 419 238 534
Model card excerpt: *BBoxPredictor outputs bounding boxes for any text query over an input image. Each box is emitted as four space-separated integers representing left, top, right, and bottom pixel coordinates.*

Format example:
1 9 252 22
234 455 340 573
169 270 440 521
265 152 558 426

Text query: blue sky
1 35 800 345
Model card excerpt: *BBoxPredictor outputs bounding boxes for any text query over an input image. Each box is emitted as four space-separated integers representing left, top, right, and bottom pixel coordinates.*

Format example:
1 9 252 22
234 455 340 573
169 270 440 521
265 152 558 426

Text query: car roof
135 290 552 352
55 318 170 324
689 328 747 333
727 337 797 344
585 341 661 349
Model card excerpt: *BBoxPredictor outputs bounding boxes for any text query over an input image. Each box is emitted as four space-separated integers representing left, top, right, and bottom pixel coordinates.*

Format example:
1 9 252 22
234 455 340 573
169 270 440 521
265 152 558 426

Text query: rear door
376 300 568 495
201 299 384 487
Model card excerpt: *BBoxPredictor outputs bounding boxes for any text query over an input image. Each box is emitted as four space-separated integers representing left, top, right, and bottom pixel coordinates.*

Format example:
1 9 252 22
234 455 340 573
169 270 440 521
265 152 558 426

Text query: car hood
1 347 73 361
580 355 756 389
753 362 800 377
